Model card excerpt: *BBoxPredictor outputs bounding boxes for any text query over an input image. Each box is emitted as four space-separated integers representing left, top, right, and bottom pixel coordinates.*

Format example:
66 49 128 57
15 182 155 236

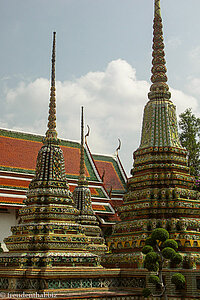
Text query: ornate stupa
0 32 105 294
73 107 107 255
104 0 200 272
0 32 147 299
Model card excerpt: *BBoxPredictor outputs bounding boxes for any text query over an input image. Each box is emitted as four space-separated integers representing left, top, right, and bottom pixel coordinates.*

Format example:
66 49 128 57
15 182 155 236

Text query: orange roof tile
0 136 40 171
0 177 30 189
0 135 89 179
0 196 24 205
94 160 125 192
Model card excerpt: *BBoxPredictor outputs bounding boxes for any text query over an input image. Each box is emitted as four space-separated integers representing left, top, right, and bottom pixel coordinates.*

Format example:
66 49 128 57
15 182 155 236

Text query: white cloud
186 77 200 96
166 37 182 50
189 46 200 67
0 59 199 174
170 87 199 116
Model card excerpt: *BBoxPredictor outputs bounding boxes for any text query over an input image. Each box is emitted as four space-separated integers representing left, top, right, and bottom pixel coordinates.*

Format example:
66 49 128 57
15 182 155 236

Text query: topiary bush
151 228 169 242
149 275 160 285
144 260 159 272
171 253 183 265
171 273 186 289
162 239 178 250
145 237 156 246
142 228 186 298
145 251 158 263
142 288 151 298
142 245 154 254
162 247 176 259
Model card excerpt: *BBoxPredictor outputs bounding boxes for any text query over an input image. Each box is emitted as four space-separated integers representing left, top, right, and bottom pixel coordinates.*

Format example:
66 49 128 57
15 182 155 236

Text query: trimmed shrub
163 239 178 250
162 247 176 259
142 245 154 254
151 228 169 242
145 251 158 263
149 275 160 285
144 261 159 272
171 253 183 265
142 288 151 298
145 237 156 246
171 273 186 289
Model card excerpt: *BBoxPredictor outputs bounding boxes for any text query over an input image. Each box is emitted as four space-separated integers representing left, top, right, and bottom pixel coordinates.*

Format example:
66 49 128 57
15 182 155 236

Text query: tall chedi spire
140 0 180 149
0 33 103 294
73 107 107 255
104 0 200 279
45 31 58 143
149 0 170 98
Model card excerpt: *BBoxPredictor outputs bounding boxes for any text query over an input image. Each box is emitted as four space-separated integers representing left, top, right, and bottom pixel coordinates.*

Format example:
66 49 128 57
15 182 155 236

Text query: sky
1 0 200 175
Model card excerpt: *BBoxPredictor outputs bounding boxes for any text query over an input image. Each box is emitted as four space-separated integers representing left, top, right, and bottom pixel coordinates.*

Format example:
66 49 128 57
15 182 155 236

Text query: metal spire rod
79 106 87 184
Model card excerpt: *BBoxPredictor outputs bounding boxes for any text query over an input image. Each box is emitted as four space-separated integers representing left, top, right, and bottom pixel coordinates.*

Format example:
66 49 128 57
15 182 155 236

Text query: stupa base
0 267 145 297
1 267 199 299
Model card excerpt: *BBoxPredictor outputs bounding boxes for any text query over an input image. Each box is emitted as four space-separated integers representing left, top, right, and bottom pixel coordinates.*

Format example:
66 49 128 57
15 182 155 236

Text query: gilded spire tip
45 32 58 143
154 0 161 17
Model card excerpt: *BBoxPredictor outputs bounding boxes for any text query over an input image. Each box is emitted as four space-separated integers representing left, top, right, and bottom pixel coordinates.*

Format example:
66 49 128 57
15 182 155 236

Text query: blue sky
1 0 200 174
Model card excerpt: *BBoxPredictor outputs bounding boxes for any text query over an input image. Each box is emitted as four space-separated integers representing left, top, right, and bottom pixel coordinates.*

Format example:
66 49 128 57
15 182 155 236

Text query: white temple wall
0 208 17 251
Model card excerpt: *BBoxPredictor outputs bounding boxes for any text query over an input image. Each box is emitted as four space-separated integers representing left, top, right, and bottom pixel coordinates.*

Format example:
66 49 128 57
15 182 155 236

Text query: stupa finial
45 32 58 143
79 106 87 184
154 0 161 17
148 0 171 100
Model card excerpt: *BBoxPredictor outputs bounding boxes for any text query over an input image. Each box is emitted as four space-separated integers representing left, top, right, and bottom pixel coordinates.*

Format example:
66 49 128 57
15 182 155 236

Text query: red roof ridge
115 154 128 182
85 141 110 199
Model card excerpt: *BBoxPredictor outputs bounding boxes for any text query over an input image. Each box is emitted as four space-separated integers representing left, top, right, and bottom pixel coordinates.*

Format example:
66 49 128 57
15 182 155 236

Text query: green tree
179 108 200 177
142 228 185 299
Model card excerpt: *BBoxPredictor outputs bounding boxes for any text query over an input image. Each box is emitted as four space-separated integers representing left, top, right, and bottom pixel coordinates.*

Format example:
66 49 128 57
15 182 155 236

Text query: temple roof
93 154 127 195
0 128 127 223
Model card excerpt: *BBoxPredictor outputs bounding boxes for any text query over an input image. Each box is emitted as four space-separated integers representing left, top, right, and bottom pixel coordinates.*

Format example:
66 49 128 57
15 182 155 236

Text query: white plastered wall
0 208 17 252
